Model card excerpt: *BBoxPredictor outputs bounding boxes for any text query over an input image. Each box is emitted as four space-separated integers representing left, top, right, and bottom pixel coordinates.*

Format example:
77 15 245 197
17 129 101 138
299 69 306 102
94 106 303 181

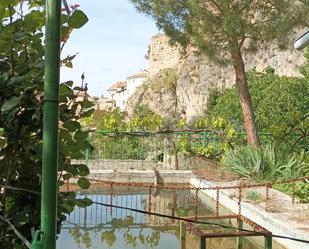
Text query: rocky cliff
126 34 306 120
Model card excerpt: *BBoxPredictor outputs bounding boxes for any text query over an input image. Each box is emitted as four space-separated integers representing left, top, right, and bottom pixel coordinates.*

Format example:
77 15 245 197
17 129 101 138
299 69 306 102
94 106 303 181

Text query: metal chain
216 189 220 217
292 182 296 204
265 183 271 211
148 186 152 213
109 182 113 215
238 187 242 216
195 188 199 220
83 176 309 192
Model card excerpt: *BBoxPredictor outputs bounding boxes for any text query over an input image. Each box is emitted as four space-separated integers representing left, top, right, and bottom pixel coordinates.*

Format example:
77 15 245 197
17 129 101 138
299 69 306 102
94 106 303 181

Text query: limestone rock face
126 34 306 120
148 35 183 78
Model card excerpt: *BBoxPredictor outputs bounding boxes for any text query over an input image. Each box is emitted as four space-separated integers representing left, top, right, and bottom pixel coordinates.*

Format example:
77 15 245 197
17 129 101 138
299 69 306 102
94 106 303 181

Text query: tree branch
0 215 31 248
62 0 71 16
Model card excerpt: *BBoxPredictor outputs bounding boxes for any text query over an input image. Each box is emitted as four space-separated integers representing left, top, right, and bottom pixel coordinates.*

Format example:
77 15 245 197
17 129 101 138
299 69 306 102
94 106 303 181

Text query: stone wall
73 159 178 171
148 35 182 78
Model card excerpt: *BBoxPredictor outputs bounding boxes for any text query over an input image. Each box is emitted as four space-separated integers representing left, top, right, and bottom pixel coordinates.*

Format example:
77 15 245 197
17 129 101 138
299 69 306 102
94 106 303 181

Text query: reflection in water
56 188 279 249
57 189 188 249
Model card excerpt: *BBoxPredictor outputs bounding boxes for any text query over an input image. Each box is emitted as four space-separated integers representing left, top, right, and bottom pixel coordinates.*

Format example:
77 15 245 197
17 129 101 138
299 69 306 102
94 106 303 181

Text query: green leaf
9 75 27 85
60 83 73 96
64 80 74 87
73 86 83 91
65 165 78 176
0 137 5 148
62 199 76 213
59 128 73 142
23 11 44 32
81 100 93 109
61 14 69 25
12 213 29 226
1 96 21 113
0 6 5 20
63 173 72 180
64 61 73 68
74 131 88 142
80 108 95 118
77 177 90 189
63 121 80 132
77 164 90 176
68 10 89 29
76 197 93 208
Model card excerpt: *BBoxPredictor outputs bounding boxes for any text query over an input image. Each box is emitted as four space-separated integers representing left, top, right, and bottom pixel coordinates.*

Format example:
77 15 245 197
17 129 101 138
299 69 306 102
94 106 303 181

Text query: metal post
85 148 89 167
203 130 207 147
180 222 186 249
237 219 243 249
199 237 206 249
40 0 61 248
265 236 272 249
83 206 88 229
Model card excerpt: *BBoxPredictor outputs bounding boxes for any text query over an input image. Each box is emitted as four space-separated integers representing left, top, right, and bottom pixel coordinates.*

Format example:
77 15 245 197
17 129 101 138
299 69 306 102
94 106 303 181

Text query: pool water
57 187 283 249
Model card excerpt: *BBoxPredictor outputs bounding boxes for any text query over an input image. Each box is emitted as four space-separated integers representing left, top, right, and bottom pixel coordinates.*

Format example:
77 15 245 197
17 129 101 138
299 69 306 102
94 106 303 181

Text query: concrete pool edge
73 169 193 184
190 177 309 249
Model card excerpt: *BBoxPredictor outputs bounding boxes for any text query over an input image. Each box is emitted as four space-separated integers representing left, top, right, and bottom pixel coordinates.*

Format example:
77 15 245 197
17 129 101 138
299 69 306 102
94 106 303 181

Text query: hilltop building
74 90 113 111
107 71 147 111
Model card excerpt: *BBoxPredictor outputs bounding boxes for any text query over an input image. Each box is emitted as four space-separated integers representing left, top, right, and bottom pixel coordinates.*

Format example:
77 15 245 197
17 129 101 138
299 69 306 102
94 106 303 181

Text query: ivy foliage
87 105 163 160
127 104 163 132
0 1 92 247
95 108 127 131
176 117 237 161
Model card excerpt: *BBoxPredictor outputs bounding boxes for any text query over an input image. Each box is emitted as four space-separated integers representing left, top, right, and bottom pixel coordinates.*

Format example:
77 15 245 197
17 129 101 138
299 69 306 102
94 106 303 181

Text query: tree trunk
231 45 260 147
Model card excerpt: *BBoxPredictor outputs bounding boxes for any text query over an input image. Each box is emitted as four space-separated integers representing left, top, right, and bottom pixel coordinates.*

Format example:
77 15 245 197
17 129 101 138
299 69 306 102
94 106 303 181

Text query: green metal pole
203 130 207 147
41 0 61 248
237 219 243 249
199 237 206 249
180 222 186 249
265 236 272 249
85 148 89 167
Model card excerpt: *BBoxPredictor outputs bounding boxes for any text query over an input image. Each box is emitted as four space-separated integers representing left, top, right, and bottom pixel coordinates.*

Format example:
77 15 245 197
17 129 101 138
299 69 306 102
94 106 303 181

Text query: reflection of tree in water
69 215 162 248
124 229 138 247
69 227 81 245
69 228 92 248
124 229 161 248
101 229 116 247
146 231 160 248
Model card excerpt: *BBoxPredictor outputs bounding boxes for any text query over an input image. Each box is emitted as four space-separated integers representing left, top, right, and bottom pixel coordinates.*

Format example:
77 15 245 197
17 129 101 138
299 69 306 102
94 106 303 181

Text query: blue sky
61 0 159 96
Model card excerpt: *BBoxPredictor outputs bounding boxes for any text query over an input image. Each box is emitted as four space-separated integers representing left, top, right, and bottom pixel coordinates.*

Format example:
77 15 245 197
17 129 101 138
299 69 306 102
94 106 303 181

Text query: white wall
107 75 146 111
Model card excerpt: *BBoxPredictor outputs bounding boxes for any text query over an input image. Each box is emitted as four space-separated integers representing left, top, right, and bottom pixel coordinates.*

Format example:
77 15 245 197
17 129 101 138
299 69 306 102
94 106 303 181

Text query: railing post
265 236 272 249
85 148 89 167
237 219 243 249
199 236 206 249
203 130 207 147
83 205 88 229
180 222 186 249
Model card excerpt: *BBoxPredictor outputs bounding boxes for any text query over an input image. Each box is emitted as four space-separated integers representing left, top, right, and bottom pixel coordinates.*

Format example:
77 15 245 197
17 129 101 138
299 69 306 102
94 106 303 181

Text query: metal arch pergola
28 0 309 247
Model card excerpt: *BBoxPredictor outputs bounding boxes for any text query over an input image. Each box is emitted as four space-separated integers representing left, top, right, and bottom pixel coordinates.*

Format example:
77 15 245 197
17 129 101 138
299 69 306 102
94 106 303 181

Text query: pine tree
131 0 308 147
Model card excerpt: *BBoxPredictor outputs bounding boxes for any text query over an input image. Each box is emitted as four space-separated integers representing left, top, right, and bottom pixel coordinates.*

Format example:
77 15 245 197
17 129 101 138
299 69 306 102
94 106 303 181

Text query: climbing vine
0 1 93 247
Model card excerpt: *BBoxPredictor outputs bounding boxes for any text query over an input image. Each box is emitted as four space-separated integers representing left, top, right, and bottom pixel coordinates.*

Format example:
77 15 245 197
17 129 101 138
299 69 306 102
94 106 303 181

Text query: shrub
223 145 309 181
206 70 309 153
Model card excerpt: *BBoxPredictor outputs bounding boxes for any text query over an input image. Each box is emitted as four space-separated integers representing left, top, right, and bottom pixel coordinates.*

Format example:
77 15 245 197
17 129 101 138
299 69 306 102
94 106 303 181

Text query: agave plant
223 146 263 179
223 145 309 181
279 153 309 180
